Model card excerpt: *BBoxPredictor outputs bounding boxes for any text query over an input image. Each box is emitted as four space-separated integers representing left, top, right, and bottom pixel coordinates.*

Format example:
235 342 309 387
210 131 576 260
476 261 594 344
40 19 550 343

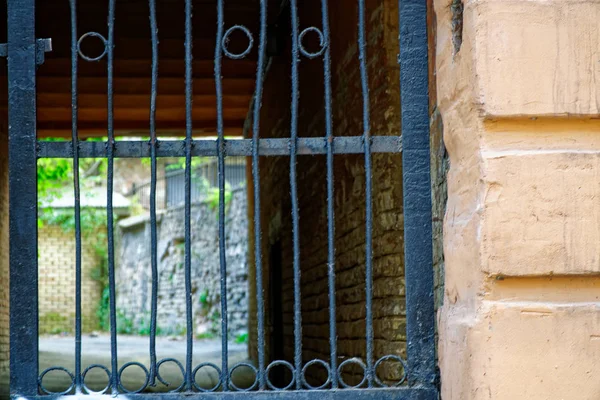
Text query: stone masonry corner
435 0 600 399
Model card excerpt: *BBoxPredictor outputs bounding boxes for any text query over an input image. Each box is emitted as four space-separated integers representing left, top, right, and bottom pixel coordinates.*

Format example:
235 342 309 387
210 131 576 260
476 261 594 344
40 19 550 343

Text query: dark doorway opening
268 239 285 388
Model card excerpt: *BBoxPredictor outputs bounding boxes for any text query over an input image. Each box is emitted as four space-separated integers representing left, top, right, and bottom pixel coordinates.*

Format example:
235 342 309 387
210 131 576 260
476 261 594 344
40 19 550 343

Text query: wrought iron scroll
23 0 436 397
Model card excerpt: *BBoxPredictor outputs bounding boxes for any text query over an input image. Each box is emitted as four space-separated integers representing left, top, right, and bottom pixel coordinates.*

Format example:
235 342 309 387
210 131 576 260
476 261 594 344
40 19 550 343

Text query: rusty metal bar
37 137 402 158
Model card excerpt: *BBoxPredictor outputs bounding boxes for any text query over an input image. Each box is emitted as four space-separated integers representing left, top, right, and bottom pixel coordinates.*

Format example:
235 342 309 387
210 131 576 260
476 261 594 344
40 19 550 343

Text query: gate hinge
36 38 53 66
0 38 52 65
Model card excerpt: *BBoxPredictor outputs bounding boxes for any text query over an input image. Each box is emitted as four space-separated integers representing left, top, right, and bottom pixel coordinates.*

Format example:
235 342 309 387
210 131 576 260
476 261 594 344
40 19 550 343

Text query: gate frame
8 0 40 396
7 0 437 398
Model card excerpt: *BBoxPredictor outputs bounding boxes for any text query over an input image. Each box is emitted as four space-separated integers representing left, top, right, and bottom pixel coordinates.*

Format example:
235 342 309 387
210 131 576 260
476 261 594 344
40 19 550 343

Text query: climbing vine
37 139 113 331
37 140 236 334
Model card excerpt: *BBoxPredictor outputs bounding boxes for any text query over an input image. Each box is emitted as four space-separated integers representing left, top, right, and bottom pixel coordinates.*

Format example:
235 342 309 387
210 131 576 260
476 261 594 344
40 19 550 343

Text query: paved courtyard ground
1 334 252 396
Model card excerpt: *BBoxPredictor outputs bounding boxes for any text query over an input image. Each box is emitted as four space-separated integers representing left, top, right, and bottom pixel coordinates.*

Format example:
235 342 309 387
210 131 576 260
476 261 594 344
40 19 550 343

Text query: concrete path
36 334 253 393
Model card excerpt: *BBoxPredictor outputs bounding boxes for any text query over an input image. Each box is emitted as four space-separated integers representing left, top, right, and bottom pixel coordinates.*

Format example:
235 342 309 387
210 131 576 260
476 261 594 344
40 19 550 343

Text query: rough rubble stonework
116 188 248 338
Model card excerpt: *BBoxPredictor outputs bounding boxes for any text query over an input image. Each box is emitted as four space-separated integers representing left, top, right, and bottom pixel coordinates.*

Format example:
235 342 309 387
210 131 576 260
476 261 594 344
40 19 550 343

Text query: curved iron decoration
156 358 186 393
81 364 111 395
374 355 408 387
117 362 150 394
298 27 327 59
77 32 108 62
192 362 222 392
301 359 332 390
221 25 254 60
265 360 296 391
337 358 368 389
38 367 75 395
25 0 432 397
228 362 258 392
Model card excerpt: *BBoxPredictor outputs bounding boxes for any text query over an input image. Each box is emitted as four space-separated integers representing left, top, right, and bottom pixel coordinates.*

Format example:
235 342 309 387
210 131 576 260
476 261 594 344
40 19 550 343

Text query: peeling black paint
451 0 463 56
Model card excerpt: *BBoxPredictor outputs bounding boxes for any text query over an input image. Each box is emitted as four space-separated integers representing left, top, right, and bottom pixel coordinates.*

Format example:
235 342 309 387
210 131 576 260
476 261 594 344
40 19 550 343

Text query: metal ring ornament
81 364 111 395
222 25 254 60
192 362 222 392
38 366 75 395
156 358 186 392
301 359 332 390
228 362 258 392
265 360 295 391
373 355 407 387
299 27 327 59
117 362 150 394
77 32 108 62
337 358 367 389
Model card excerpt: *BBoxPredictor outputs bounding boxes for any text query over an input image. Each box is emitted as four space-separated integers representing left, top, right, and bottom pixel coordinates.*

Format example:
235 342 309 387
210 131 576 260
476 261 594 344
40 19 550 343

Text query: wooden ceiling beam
39 59 257 78
46 36 259 60
3 77 255 95
37 127 243 139
32 93 252 109
37 120 246 134
37 107 249 122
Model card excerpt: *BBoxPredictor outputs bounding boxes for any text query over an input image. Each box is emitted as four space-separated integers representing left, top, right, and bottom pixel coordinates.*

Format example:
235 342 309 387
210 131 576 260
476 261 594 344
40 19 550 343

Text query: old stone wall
116 188 248 337
436 0 600 398
38 224 104 334
248 0 405 386
114 158 157 197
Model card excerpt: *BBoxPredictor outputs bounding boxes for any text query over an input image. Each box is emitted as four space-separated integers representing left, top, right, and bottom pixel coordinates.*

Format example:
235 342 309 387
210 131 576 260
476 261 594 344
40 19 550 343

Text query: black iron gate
6 0 436 398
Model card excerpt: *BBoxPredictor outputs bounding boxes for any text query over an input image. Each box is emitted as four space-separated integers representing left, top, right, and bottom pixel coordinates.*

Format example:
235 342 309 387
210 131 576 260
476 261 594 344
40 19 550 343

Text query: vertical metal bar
288 0 303 390
252 0 268 391
69 0 83 393
357 0 374 387
7 0 38 396
184 0 194 390
214 0 229 390
320 0 338 389
106 0 119 394
399 0 436 387
148 0 159 387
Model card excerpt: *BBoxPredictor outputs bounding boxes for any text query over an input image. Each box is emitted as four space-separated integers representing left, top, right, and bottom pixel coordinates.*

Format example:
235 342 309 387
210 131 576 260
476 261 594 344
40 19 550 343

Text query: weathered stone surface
116 189 248 337
473 0 600 117
482 151 600 276
441 301 600 400
436 0 600 398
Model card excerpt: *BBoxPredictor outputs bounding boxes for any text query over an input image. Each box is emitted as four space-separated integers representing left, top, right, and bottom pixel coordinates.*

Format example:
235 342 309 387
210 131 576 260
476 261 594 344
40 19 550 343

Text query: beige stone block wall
436 0 600 398
474 1 600 117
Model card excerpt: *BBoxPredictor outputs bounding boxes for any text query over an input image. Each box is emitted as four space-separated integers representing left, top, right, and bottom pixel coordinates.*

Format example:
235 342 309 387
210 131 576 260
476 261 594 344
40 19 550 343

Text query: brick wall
248 0 405 386
38 223 104 334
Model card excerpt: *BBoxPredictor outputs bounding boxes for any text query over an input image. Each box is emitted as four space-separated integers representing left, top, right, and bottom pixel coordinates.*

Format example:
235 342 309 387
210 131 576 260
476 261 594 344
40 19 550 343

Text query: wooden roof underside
23 0 275 138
